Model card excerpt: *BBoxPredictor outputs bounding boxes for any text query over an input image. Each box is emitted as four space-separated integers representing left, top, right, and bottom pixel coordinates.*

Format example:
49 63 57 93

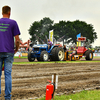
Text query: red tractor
64 37 93 61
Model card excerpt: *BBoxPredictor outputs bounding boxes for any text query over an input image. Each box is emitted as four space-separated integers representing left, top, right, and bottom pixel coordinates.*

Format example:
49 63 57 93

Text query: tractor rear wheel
55 47 65 61
50 47 64 61
28 51 35 62
85 50 93 60
40 51 49 61
50 47 57 61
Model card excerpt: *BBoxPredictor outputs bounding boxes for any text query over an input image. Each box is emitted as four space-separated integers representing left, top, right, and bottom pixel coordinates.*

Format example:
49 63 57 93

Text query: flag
77 33 81 39
49 30 53 43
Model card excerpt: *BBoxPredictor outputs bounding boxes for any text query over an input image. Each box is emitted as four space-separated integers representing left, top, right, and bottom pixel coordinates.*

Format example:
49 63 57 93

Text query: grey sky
0 0 100 47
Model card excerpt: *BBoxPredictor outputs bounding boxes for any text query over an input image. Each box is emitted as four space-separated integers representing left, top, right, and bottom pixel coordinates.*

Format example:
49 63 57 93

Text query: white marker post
56 75 58 89
52 75 54 83
52 74 58 89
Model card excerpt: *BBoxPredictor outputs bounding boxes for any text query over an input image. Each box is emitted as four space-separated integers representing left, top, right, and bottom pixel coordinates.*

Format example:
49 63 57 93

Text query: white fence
14 52 22 57
93 53 100 57
14 52 100 57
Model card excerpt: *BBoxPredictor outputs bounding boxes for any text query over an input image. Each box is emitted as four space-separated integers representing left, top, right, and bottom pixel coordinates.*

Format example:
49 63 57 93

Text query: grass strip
13 60 100 65
36 90 100 100
14 56 27 59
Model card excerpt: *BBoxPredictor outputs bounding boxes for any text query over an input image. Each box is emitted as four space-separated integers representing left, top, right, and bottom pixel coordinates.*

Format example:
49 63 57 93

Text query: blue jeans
0 53 14 100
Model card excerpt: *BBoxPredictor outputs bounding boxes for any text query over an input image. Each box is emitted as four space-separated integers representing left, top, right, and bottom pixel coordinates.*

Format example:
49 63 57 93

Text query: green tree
72 20 97 43
28 17 54 44
53 20 77 44
53 20 97 44
29 17 97 45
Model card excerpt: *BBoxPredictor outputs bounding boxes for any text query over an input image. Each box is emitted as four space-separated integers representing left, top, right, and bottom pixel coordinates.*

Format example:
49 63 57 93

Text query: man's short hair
2 6 11 14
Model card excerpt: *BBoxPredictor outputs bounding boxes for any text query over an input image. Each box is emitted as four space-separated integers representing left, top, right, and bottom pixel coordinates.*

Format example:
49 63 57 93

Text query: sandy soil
1 59 100 100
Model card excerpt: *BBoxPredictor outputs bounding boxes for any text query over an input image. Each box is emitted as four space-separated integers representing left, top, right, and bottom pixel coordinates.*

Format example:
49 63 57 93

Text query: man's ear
8 11 10 15
8 11 11 18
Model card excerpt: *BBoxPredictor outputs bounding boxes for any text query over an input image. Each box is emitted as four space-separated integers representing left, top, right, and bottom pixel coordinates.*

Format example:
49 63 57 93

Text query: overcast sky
0 0 100 47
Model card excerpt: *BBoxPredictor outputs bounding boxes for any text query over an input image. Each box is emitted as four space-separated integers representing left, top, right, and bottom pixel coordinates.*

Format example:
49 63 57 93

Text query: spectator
0 6 20 100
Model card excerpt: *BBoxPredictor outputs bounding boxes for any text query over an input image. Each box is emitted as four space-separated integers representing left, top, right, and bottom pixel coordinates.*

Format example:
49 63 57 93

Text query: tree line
28 17 97 45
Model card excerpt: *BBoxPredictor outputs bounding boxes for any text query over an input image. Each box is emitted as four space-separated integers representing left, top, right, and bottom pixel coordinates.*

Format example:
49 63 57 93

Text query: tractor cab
77 37 86 47
76 37 87 54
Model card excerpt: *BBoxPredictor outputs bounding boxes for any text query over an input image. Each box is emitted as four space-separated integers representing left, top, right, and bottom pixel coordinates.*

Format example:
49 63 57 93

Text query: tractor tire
50 47 58 61
37 57 41 61
28 51 35 62
50 47 64 61
55 47 65 61
85 50 93 60
40 51 49 61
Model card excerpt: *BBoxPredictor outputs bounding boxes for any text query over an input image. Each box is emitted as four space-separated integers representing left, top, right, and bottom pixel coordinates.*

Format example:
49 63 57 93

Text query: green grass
14 56 27 59
13 60 100 65
13 61 56 64
36 90 100 100
93 56 100 58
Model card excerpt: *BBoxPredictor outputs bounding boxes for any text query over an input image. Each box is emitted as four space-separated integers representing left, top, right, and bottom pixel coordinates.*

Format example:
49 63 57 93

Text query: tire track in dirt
1 63 100 100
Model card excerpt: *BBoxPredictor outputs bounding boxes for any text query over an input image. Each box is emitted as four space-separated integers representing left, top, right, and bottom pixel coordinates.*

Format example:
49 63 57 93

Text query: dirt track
1 59 100 100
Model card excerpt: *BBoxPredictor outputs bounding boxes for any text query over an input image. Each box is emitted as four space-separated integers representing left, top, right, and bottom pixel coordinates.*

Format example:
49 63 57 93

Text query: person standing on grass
0 5 20 100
